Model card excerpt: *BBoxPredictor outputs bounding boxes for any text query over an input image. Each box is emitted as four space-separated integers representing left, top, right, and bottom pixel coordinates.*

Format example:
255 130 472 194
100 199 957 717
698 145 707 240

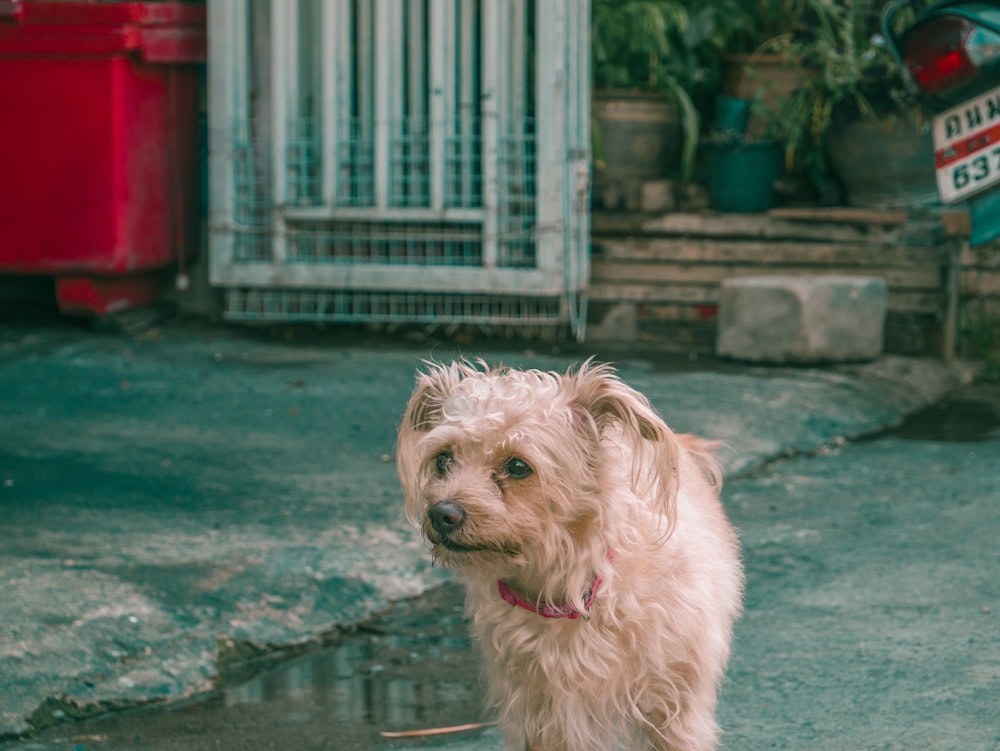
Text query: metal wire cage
209 0 590 339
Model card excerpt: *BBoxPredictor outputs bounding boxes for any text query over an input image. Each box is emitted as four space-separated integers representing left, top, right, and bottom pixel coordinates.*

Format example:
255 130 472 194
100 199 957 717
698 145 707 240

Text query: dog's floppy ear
565 360 680 532
399 359 487 433
396 362 465 521
567 360 670 444
401 362 455 434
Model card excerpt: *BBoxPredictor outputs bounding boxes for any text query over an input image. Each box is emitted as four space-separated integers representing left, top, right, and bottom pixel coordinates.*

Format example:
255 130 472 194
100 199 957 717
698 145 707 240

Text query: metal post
407 0 427 207
356 1 374 205
480 0 501 269
321 0 352 208
270 0 296 261
534 0 566 276
428 0 450 212
208 0 243 283
373 0 402 209
458 2 477 207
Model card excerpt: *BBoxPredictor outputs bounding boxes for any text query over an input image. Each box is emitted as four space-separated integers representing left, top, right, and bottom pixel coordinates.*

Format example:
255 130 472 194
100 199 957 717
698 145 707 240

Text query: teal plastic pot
715 95 750 137
707 140 783 212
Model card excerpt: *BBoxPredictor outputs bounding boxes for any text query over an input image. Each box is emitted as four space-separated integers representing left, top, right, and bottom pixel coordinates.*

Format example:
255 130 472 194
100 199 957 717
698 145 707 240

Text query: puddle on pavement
7 582 486 751
886 396 1000 442
216 581 482 735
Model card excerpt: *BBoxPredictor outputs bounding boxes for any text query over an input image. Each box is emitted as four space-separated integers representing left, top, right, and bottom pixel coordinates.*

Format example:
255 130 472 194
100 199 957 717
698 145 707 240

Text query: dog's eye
434 452 454 475
504 457 532 479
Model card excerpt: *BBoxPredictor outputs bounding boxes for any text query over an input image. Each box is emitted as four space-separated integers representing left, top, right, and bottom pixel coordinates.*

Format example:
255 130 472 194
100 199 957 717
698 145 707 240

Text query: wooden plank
769 207 909 226
589 282 942 314
959 270 1000 296
636 304 719 323
890 289 946 313
594 238 947 267
590 261 943 290
588 283 716 305
629 298 943 323
959 243 1000 267
938 209 971 237
592 212 902 244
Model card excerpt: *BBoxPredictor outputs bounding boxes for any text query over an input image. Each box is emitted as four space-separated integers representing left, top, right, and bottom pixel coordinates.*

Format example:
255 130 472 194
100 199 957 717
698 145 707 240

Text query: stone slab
716 275 888 363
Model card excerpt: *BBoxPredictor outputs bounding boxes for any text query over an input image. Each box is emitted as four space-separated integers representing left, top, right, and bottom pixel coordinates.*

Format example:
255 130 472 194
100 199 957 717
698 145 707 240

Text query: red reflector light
903 17 980 94
912 48 969 88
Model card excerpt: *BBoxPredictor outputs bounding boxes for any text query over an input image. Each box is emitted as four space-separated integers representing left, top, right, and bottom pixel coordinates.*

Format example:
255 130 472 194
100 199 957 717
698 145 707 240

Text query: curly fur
397 360 743 751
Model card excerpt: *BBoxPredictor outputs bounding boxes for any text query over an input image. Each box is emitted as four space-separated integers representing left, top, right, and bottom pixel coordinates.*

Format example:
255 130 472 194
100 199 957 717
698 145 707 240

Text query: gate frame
208 0 590 339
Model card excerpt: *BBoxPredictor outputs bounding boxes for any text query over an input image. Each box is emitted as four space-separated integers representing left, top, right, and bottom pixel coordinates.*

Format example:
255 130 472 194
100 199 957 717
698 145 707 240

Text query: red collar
497 550 612 620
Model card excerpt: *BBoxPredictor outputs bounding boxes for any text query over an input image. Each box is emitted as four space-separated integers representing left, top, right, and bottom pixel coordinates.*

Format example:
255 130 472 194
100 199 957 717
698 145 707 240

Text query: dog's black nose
428 501 465 536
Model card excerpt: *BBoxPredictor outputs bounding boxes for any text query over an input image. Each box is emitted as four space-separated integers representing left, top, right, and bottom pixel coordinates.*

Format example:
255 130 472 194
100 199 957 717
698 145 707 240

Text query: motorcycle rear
883 0 1000 245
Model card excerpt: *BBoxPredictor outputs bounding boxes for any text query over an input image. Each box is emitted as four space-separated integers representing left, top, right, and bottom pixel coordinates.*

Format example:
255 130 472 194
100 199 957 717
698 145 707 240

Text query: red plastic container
0 2 205 316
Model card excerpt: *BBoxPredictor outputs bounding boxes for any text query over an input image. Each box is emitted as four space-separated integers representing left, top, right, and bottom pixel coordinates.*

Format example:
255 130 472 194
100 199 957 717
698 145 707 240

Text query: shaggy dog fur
396 360 743 751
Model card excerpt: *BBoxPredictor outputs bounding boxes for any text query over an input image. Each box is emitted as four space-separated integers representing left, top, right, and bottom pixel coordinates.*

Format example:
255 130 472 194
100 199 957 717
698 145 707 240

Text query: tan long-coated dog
397 360 743 751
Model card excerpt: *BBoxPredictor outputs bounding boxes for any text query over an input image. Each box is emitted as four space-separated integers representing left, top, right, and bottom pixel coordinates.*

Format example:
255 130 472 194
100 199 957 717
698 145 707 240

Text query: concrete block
639 180 677 213
621 180 645 212
716 275 887 363
588 302 638 343
596 178 679 214
677 182 710 211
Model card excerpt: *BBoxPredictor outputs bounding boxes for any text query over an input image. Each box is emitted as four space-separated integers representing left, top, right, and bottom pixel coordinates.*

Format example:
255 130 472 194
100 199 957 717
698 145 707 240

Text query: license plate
933 84 1000 204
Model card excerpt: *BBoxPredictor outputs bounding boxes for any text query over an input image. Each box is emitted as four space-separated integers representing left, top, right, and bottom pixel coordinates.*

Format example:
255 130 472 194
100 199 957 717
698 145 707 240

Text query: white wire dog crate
208 0 590 340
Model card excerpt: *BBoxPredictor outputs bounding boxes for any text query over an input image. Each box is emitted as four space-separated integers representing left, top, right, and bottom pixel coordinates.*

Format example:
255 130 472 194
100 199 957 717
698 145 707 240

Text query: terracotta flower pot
593 89 682 179
722 53 814 140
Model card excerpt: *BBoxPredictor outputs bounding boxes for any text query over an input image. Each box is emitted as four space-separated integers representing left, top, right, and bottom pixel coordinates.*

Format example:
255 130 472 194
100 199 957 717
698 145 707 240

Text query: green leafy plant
724 0 810 53
592 0 731 180
962 312 1000 382
762 0 923 195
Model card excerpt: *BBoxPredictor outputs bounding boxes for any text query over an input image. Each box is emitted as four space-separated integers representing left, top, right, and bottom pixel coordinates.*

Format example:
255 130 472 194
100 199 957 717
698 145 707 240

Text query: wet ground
5 381 998 751
883 383 1000 442
3 582 481 751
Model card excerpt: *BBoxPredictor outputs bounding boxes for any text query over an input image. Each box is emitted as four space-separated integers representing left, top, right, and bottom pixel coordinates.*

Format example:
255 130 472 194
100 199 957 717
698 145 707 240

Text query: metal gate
208 0 590 339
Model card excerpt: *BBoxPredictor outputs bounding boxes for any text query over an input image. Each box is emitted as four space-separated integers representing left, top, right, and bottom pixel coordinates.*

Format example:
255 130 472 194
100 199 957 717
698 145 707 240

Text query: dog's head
396 360 681 577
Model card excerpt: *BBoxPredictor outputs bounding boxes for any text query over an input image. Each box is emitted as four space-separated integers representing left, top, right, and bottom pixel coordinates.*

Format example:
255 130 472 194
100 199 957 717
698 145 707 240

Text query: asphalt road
1 317 996 750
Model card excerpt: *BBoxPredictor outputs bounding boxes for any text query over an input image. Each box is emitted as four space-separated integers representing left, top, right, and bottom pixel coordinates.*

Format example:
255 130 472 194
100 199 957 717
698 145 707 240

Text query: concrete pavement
0 318 978 741
387 415 1000 751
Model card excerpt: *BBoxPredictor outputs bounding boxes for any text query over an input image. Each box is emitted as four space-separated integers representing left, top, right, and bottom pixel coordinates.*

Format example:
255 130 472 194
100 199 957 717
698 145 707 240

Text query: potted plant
592 0 728 184
717 0 816 139
766 0 937 206
704 95 785 212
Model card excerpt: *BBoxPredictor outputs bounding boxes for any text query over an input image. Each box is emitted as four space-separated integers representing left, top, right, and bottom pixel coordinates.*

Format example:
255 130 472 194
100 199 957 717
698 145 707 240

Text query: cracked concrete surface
0 321 977 739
